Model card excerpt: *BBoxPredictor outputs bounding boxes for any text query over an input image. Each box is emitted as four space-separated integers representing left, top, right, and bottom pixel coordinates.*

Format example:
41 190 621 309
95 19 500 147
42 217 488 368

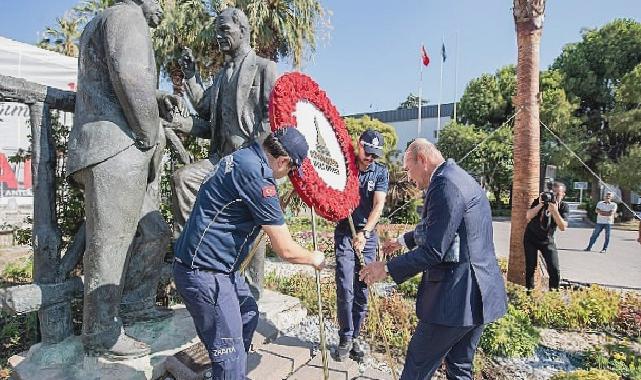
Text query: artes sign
268 72 360 222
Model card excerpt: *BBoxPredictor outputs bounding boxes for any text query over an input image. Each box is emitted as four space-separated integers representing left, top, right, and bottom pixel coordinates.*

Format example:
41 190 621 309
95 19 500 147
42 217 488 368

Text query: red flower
269 72 360 222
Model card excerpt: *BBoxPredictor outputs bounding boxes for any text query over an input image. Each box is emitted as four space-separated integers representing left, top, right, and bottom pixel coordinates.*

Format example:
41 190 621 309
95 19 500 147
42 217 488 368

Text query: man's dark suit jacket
387 159 507 326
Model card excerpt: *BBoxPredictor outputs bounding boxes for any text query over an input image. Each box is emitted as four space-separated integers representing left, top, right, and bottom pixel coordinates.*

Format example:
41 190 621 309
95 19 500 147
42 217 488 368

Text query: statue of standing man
168 8 277 298
67 0 171 359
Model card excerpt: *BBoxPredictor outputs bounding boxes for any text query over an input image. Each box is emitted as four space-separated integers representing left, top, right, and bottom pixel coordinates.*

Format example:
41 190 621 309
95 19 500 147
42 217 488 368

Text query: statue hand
159 94 189 120
180 47 197 79
162 115 192 134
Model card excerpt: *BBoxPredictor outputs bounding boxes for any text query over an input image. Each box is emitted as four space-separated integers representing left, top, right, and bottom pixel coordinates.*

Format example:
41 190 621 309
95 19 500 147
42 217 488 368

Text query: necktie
225 60 235 81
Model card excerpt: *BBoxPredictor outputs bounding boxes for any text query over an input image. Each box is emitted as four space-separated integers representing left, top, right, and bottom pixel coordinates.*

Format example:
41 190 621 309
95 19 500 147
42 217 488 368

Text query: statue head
215 8 251 54
116 0 164 28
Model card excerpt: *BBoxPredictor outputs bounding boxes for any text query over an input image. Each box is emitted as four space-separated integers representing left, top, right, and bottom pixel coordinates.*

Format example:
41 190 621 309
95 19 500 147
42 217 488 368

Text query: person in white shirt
584 192 618 253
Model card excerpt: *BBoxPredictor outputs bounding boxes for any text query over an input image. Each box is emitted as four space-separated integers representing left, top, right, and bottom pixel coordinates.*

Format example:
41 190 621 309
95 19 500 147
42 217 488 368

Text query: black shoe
583 247 591 252
600 249 607 253
335 337 352 361
349 337 367 362
86 333 151 360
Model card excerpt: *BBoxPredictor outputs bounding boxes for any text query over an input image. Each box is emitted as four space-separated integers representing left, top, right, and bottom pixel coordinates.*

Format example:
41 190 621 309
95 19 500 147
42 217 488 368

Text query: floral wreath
269 72 360 222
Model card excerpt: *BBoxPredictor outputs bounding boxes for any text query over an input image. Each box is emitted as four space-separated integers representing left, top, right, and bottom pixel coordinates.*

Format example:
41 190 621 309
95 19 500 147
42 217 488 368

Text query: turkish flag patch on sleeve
262 185 277 198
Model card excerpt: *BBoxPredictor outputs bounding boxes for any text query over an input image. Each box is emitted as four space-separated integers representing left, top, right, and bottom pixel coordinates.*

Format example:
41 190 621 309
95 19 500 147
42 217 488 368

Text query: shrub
479 305 540 358
0 311 38 371
550 369 622 380
568 286 620 329
364 291 417 355
1 256 33 285
582 343 641 380
508 283 620 331
614 293 641 339
397 274 421 298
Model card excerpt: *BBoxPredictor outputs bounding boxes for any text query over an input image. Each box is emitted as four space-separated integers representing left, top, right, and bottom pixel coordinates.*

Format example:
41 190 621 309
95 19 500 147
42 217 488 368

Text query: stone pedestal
9 306 199 380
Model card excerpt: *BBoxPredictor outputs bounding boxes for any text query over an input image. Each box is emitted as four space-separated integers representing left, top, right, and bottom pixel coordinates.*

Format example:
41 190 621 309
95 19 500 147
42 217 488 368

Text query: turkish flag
421 45 430 66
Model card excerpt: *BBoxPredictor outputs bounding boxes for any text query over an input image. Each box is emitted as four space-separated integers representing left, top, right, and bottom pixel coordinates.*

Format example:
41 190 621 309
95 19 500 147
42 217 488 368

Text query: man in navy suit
360 139 507 379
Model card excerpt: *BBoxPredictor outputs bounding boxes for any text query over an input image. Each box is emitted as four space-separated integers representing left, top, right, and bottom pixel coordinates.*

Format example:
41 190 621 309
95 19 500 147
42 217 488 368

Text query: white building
347 103 454 153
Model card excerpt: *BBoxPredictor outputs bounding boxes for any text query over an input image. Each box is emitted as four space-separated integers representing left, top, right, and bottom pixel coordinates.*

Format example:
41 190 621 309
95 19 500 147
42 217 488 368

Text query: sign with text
574 182 588 190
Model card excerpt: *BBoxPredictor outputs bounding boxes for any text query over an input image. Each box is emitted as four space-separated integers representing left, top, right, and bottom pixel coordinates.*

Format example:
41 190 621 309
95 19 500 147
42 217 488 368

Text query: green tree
600 63 641 200
552 19 641 204
397 93 428 110
437 121 513 206
458 72 505 129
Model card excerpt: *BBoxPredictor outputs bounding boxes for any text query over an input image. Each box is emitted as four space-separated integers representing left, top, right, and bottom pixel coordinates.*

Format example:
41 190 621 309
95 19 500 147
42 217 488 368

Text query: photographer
524 182 569 290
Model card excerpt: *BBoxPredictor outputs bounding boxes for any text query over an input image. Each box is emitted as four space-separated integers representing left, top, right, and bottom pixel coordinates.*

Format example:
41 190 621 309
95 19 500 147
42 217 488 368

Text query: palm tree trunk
507 0 546 286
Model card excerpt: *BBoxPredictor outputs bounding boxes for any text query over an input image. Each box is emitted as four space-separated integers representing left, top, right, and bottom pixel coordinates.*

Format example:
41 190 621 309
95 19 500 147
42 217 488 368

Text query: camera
541 182 556 207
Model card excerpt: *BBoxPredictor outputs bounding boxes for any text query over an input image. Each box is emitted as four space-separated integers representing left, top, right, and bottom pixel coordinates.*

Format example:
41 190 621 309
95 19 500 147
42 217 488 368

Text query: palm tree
238 0 327 69
38 12 82 57
507 0 546 286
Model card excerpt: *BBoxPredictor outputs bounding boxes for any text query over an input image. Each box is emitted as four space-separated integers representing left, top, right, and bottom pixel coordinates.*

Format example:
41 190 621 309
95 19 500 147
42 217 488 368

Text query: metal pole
311 207 330 380
418 57 423 137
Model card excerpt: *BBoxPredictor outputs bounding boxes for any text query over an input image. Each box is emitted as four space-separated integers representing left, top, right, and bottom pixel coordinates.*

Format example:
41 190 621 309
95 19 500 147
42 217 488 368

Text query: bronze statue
67 0 171 359
167 8 277 298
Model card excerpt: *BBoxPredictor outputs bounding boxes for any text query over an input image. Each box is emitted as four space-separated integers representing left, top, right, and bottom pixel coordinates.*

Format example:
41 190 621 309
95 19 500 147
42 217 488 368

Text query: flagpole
418 56 423 137
437 35 444 134
453 31 459 123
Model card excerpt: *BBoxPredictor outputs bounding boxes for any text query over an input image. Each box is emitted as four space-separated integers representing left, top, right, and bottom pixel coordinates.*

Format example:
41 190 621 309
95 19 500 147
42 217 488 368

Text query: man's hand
359 261 387 286
548 202 559 215
159 94 189 121
311 250 326 271
382 239 402 257
180 47 197 79
353 232 366 253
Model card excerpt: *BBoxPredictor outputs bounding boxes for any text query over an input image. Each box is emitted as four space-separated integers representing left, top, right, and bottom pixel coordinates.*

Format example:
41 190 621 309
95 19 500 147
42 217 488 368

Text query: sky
1 0 640 115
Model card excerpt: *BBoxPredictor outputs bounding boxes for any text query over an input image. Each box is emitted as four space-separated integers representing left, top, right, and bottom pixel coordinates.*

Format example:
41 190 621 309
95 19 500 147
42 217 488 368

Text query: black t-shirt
524 198 569 242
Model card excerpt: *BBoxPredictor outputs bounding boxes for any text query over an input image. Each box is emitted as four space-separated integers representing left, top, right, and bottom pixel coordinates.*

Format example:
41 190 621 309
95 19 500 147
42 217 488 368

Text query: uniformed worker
172 127 325 379
334 129 389 361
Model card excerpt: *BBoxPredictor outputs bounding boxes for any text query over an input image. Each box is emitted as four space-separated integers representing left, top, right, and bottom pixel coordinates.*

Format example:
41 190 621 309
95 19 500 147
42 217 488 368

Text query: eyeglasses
363 151 379 159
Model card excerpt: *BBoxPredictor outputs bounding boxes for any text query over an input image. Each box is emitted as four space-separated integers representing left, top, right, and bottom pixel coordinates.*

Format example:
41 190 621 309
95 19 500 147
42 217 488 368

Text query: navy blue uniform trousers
334 229 378 340
173 262 259 379
400 321 485 380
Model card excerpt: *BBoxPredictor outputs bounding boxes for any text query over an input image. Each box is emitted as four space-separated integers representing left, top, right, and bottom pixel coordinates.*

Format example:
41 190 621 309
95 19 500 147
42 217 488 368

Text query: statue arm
184 75 209 116
103 12 159 149
259 61 278 134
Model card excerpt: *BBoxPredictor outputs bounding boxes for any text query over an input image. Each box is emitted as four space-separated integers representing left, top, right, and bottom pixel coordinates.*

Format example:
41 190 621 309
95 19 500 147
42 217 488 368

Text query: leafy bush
364 291 417 355
397 274 421 298
582 343 641 380
550 369 622 380
507 283 620 331
479 305 540 358
614 294 641 339
568 286 620 329
0 311 38 372
1 256 33 285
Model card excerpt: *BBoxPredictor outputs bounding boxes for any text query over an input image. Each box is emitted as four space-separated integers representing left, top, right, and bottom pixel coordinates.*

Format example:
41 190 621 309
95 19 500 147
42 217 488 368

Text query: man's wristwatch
363 229 371 239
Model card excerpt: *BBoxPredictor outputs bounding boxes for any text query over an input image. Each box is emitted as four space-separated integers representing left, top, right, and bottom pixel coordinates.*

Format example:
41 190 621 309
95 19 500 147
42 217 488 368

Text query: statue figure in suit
67 0 171 358
167 7 277 298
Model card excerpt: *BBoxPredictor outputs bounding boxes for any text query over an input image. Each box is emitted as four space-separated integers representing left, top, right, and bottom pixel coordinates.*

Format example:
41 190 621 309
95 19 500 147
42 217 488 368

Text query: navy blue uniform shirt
174 143 285 272
337 161 389 231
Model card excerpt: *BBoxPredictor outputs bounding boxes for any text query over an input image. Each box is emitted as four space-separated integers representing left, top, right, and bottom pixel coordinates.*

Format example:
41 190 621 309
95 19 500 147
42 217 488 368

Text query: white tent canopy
0 36 77 202
0 36 77 90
